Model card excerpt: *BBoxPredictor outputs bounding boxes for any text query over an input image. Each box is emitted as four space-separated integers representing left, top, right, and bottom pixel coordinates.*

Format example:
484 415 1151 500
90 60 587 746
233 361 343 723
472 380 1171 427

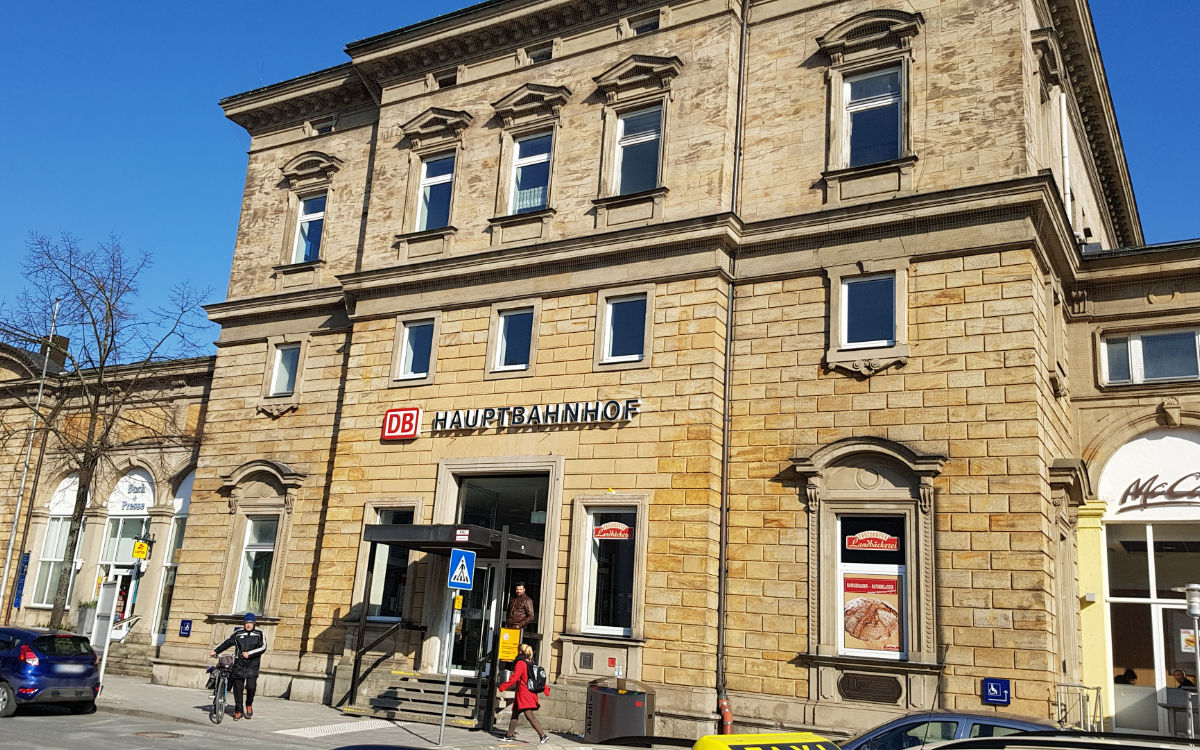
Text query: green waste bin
583 677 655 742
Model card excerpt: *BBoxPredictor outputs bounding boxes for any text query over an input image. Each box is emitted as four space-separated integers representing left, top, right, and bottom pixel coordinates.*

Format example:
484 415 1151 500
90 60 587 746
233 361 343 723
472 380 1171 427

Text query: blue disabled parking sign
981 677 1011 706
447 548 476 591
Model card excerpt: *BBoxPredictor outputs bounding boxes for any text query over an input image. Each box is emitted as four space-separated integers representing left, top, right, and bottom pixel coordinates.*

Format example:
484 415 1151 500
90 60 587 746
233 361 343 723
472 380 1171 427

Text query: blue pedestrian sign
447 548 476 591
179 619 192 638
981 677 1011 706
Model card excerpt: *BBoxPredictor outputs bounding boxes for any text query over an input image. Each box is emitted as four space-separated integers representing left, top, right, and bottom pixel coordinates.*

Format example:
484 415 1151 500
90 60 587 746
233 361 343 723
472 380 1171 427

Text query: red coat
499 657 543 710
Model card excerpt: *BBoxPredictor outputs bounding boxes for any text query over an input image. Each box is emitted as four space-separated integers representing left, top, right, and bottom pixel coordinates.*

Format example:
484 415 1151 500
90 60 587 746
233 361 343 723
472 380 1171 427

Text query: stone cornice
220 64 376 136
1048 0 1142 247
204 287 347 326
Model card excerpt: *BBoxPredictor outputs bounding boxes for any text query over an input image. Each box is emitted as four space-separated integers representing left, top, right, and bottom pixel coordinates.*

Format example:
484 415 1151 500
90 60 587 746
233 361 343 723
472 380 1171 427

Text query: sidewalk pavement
96 673 596 749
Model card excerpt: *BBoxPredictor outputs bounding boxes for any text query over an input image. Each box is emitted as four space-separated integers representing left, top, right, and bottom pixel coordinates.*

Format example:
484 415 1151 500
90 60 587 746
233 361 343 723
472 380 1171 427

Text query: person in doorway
499 643 550 743
1174 669 1196 688
506 582 535 630
1114 668 1137 684
210 613 267 721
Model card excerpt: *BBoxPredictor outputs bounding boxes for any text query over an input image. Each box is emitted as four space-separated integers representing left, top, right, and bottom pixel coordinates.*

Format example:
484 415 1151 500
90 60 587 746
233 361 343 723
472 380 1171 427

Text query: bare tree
0 232 209 629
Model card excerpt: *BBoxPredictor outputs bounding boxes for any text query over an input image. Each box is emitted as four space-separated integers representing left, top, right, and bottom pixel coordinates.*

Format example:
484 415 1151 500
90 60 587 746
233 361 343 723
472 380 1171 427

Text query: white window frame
396 319 436 380
841 272 897 349
843 67 903 168
31 516 85 607
509 132 553 215
1101 328 1200 386
834 514 910 661
602 293 648 364
233 515 279 615
613 106 663 196
366 506 417 622
581 506 640 637
417 153 456 232
495 308 535 372
269 343 301 396
291 193 326 263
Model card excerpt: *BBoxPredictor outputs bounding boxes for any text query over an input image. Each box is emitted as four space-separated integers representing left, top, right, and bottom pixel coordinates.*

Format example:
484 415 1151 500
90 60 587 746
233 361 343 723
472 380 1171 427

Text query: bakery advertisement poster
843 574 903 652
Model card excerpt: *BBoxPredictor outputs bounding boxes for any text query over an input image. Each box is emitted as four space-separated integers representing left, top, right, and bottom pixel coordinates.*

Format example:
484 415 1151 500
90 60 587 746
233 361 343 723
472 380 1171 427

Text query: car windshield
31 635 93 656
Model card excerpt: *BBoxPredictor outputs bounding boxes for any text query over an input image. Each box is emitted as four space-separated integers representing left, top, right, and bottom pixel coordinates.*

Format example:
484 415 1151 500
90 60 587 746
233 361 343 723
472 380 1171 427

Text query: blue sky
2 1 1196 341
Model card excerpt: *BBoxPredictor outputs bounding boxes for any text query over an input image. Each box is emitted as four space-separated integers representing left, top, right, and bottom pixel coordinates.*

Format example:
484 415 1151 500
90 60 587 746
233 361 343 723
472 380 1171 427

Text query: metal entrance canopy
362 523 543 560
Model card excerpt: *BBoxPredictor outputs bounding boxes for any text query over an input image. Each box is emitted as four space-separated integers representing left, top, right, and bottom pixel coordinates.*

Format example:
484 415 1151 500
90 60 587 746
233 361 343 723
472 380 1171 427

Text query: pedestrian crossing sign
447 548 476 591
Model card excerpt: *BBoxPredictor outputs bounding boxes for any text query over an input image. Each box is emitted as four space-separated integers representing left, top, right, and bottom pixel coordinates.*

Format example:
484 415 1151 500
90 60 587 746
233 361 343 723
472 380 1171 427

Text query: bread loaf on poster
843 596 900 644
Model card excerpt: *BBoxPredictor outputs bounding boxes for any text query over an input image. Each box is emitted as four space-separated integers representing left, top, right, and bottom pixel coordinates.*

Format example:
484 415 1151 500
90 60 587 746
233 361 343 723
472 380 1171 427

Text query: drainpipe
716 0 751 733
1060 91 1072 228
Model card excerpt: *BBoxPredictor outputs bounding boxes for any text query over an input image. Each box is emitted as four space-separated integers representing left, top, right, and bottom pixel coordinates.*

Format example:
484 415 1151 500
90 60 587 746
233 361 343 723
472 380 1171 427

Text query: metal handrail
349 620 404 708
1055 682 1102 732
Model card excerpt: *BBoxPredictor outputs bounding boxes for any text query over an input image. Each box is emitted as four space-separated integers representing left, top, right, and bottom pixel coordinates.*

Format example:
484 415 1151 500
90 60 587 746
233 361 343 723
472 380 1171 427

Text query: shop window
155 470 192 639
235 516 278 615
1102 329 1200 385
369 508 414 619
32 516 84 607
583 508 638 636
838 514 907 658
291 194 326 263
826 261 909 376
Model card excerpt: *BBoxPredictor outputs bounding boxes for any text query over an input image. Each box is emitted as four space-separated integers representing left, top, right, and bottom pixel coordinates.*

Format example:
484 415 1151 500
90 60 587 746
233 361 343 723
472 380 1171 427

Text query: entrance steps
342 668 485 728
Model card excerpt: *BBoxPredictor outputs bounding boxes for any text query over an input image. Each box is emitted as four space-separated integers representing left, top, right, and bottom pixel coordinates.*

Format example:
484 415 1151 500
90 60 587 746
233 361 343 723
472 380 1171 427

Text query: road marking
275 718 397 738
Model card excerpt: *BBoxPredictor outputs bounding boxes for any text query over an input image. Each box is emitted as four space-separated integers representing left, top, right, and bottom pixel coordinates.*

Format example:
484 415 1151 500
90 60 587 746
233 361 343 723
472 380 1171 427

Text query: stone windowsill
797 651 941 674
487 207 555 227
208 613 282 626
821 154 919 183
592 186 668 211
271 258 326 275
826 343 911 377
559 630 646 646
394 225 457 244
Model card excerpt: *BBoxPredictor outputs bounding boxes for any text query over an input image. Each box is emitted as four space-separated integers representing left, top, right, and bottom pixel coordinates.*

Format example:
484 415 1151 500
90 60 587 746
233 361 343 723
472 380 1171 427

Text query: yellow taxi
693 732 841 750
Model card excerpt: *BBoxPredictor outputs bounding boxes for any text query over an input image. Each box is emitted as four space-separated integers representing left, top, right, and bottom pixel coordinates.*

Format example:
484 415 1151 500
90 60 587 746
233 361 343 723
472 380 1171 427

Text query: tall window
369 508 414 619
156 472 192 638
603 294 648 363
235 517 278 615
614 107 662 196
584 508 637 635
510 133 552 214
418 154 455 231
845 67 902 167
397 320 435 379
1103 330 1200 385
496 309 534 371
842 273 896 348
838 514 907 659
270 344 301 396
32 516 84 607
292 194 326 263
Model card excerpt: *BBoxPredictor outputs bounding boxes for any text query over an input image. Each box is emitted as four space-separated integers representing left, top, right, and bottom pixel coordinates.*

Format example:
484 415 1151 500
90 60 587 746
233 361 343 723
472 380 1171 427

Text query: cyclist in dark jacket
210 613 267 720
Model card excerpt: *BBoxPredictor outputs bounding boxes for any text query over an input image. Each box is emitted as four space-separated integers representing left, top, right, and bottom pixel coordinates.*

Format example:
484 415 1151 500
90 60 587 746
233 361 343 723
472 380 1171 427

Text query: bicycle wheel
209 674 226 724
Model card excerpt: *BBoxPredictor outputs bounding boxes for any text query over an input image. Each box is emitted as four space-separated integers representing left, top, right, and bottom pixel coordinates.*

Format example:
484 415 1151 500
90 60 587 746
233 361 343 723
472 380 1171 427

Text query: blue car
0 627 100 717
841 711 1054 750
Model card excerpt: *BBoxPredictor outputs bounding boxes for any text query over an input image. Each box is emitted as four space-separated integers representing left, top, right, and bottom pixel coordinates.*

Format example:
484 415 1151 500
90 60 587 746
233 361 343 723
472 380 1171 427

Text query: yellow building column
1077 501 1112 724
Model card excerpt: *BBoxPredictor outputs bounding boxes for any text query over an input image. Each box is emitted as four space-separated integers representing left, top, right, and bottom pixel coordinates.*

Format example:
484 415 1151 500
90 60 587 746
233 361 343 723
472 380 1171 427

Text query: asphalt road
2 705 441 750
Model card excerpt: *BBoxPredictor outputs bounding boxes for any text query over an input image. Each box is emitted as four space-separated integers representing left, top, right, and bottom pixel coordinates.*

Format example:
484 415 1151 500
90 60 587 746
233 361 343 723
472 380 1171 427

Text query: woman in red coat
500 643 550 743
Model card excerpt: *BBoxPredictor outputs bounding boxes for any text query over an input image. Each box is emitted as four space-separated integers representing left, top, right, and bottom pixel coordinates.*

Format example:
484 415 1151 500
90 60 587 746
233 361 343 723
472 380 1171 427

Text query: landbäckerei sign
382 398 642 440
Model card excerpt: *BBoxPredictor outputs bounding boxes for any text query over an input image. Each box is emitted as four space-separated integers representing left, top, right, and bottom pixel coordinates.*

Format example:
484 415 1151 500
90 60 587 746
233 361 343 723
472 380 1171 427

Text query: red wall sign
381 408 423 440
593 522 632 540
845 530 899 551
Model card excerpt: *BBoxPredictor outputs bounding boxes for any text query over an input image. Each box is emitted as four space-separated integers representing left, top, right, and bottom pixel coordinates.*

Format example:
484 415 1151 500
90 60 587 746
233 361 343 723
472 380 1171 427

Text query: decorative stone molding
1049 457 1091 509
1031 28 1064 102
593 55 683 105
592 187 668 229
219 459 305 514
400 107 473 149
280 151 343 192
1067 286 1088 316
1159 397 1183 428
816 9 923 64
491 83 572 129
256 402 299 420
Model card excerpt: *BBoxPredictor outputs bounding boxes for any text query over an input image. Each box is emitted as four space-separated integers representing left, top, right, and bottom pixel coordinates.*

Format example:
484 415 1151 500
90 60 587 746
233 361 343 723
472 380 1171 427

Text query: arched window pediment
817 10 923 61
220 459 305 514
281 151 343 190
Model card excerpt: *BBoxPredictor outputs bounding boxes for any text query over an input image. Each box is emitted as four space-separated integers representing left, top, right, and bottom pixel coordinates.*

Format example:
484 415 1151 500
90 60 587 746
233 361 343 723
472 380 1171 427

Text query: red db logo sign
382 408 423 440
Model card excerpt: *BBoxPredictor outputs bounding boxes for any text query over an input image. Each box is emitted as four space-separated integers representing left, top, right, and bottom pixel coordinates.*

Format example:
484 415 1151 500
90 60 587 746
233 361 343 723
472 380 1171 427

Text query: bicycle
206 655 234 724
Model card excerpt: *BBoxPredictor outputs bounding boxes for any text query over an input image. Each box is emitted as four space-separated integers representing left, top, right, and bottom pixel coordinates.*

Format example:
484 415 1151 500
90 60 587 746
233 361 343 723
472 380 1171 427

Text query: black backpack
523 657 547 692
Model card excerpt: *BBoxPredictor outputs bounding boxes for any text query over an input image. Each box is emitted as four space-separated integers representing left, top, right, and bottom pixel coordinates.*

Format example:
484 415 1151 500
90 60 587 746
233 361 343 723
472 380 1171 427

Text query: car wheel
0 682 16 717
68 700 96 715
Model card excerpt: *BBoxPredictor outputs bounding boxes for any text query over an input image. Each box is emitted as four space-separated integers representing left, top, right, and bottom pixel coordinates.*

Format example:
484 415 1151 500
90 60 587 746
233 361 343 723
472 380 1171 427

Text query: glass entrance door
450 562 495 674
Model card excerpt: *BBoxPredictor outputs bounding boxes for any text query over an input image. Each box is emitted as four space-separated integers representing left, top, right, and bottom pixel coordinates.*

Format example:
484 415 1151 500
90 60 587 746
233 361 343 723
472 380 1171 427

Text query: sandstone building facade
4 0 1200 739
